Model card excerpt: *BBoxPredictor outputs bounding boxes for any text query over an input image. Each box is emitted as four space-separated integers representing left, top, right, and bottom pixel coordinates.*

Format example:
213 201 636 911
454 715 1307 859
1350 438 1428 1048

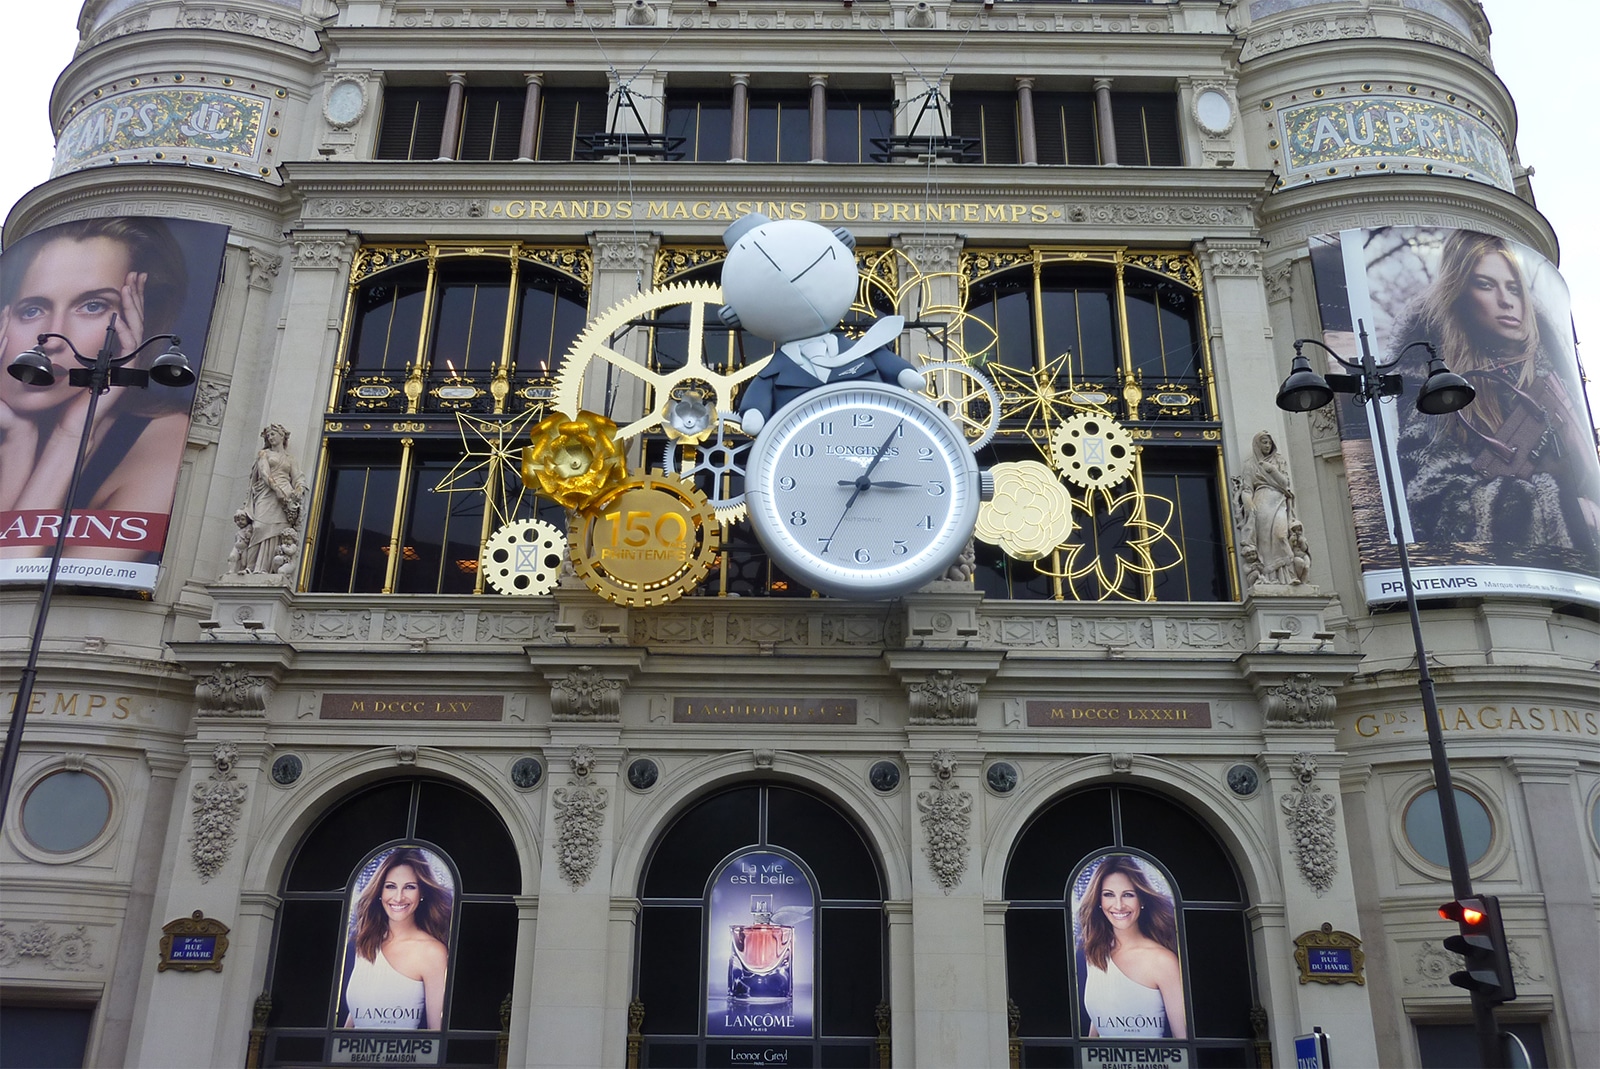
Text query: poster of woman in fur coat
1309 227 1599 607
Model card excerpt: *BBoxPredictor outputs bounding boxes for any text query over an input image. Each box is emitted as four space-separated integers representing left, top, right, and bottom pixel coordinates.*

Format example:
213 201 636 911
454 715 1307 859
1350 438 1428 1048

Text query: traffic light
1439 895 1516 1004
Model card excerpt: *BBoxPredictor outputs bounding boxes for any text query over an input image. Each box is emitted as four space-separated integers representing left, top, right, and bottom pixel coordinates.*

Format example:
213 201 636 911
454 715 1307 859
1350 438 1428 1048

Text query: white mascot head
718 214 858 344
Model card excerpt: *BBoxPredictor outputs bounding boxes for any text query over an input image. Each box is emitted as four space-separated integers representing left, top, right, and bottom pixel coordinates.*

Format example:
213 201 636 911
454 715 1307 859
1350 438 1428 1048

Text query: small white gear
663 415 753 526
1049 413 1136 489
919 361 1002 451
481 519 567 596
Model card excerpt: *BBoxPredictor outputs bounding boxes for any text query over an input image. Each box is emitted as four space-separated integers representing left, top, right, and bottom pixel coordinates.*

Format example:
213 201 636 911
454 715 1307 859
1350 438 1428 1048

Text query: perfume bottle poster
705 850 815 1038
1069 853 1188 1041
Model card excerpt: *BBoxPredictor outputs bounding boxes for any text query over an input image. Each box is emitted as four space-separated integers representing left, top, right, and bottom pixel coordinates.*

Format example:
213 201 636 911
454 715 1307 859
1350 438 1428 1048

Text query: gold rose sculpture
521 410 628 511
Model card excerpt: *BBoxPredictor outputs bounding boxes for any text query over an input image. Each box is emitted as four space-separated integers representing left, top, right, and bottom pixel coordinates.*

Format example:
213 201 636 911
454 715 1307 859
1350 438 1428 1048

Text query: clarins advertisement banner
1309 227 1600 608
705 850 815 1039
335 843 458 1050
0 217 229 591
1071 853 1188 1044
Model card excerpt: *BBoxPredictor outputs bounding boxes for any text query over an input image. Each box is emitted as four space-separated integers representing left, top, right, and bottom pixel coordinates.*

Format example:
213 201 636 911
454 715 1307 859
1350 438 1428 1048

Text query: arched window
634 784 887 1066
260 779 522 1067
1004 786 1256 1066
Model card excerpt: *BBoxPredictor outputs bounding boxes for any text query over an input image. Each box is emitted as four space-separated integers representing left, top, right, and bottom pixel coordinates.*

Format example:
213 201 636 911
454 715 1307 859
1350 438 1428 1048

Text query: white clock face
745 382 980 598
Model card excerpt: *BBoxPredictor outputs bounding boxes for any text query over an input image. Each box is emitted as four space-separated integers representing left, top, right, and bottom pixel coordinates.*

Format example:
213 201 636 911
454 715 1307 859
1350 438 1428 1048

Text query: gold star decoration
430 408 547 528
987 351 1104 446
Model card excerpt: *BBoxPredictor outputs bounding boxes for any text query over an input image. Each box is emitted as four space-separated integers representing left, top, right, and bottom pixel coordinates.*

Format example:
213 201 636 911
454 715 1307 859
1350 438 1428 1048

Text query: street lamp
1276 321 1508 1067
0 315 192 828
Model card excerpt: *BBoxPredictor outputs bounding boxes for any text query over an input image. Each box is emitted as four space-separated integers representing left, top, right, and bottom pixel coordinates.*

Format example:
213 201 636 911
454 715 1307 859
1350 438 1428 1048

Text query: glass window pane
310 443 402 594
1140 453 1229 604
1404 789 1493 866
396 449 487 595
286 780 414 892
0 1005 94 1069
21 771 110 853
430 264 510 374
512 274 586 378
767 787 881 901
817 908 882 1035
1004 788 1115 900
449 903 520 1031
267 900 344 1026
1004 909 1072 1036
414 781 521 894
642 787 762 898
747 100 779 162
350 265 428 373
779 101 810 162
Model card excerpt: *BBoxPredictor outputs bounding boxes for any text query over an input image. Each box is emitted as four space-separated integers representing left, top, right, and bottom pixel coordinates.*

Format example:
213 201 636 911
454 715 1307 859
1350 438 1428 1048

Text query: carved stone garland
1265 673 1335 727
551 666 622 722
916 750 973 894
1280 752 1338 894
191 743 248 882
552 746 609 888
0 922 94 971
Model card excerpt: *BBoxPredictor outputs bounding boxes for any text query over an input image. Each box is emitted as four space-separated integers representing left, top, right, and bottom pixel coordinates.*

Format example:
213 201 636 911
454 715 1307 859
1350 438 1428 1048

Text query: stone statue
1233 430 1305 589
228 424 308 576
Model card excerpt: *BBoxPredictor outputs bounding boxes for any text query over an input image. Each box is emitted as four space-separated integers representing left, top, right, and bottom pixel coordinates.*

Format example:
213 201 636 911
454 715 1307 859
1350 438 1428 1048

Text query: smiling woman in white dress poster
337 845 456 1031
1071 853 1188 1040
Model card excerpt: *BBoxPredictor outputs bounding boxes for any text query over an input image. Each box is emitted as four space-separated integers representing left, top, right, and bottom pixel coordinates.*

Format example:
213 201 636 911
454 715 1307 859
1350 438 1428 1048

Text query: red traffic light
1439 898 1487 926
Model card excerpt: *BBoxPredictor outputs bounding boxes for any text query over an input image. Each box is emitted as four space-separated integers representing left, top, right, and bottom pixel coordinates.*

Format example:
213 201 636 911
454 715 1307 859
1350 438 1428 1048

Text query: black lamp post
1276 320 1506 1067
0 315 192 828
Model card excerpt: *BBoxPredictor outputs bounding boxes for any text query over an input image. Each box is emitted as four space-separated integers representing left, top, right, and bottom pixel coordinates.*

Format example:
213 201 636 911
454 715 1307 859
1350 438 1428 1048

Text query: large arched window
260 778 522 1067
634 784 887 1067
1004 786 1257 1066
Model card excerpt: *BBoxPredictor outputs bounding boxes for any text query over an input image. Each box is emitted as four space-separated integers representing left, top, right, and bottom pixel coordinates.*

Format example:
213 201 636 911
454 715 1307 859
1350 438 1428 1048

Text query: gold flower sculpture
521 410 628 511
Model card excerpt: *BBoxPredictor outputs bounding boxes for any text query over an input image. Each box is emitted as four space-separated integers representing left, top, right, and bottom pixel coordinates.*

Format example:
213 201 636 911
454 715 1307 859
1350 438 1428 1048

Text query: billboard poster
1309 227 1600 607
1071 853 1187 1043
0 216 230 591
705 850 815 1039
334 843 456 1050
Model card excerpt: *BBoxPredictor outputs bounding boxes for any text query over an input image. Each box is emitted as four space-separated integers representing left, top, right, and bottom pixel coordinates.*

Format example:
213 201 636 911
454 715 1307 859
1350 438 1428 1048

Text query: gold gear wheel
553 283 772 442
481 519 567 596
1050 413 1136 490
569 471 721 607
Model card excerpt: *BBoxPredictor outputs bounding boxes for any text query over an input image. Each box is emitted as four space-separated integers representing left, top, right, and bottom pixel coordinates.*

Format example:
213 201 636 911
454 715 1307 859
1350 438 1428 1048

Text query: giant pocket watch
745 381 984 599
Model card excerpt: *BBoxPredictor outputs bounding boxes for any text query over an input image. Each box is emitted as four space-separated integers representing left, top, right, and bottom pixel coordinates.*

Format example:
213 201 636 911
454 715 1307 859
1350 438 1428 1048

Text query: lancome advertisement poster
1309 227 1600 608
0 216 229 591
335 845 457 1036
705 850 815 1038
1071 853 1188 1042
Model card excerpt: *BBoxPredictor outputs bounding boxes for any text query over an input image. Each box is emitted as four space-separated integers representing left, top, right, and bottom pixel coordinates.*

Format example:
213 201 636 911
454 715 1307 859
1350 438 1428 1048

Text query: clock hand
820 421 904 554
837 480 917 489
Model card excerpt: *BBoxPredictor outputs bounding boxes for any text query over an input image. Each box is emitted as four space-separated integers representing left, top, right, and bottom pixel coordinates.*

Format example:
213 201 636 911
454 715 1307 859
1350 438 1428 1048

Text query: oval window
1403 787 1492 867
22 770 112 853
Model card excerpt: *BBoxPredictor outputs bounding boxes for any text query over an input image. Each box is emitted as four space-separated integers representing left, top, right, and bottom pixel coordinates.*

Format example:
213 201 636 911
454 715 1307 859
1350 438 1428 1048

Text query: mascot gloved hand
717 213 923 435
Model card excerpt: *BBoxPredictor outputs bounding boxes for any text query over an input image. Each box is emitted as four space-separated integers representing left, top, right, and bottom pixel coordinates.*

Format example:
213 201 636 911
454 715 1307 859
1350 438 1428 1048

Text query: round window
21 770 112 853
1403 787 1492 867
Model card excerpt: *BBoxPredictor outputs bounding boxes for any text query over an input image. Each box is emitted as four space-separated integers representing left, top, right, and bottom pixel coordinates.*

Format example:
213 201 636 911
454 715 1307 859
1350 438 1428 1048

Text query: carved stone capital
909 670 979 724
591 231 659 273
195 662 269 718
892 233 962 273
1265 672 1336 728
287 230 357 270
247 249 283 291
551 666 624 722
1197 239 1265 278
886 650 1001 725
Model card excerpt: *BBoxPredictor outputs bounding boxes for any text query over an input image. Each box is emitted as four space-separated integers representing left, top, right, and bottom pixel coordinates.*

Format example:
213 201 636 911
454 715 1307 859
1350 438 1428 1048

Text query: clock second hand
820 419 904 556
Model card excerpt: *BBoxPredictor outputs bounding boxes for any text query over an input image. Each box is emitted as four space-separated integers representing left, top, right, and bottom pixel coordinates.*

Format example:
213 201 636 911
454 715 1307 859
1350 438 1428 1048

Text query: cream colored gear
975 461 1074 561
480 519 567 596
1050 413 1136 490
553 282 772 442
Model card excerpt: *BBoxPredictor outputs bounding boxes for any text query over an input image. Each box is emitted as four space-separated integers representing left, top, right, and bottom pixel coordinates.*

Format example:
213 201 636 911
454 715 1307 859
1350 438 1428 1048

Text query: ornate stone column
518 73 544 159
439 72 467 159
729 73 750 161
581 232 662 436
1015 77 1038 165
809 73 828 162
1092 77 1118 165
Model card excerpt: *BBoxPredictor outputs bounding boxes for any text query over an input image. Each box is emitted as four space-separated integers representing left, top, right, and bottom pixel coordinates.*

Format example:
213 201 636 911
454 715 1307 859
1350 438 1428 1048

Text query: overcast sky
0 1 1592 408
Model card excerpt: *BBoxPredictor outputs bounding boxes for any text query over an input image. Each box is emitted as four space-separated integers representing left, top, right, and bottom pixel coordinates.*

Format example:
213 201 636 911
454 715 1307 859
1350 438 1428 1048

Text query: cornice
3 167 293 246
1257 175 1556 262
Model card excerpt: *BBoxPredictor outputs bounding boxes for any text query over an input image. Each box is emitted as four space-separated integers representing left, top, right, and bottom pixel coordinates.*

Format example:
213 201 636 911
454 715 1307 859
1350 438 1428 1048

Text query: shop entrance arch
1004 785 1258 1066
633 783 888 1068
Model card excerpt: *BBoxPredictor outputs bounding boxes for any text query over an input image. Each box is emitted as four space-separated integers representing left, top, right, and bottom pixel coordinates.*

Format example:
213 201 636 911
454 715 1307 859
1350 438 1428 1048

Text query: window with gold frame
302 243 591 595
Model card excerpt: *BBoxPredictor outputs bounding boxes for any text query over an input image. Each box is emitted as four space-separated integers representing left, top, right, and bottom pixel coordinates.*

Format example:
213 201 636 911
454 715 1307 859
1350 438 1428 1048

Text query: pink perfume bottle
727 894 794 1002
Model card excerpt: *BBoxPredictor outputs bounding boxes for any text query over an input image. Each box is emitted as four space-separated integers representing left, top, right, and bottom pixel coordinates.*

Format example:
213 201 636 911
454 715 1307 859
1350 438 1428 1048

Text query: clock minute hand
820 420 904 554
837 480 916 489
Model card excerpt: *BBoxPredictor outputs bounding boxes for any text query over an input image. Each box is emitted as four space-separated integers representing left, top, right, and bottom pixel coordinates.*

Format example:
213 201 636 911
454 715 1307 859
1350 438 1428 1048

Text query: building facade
2 0 1597 1067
